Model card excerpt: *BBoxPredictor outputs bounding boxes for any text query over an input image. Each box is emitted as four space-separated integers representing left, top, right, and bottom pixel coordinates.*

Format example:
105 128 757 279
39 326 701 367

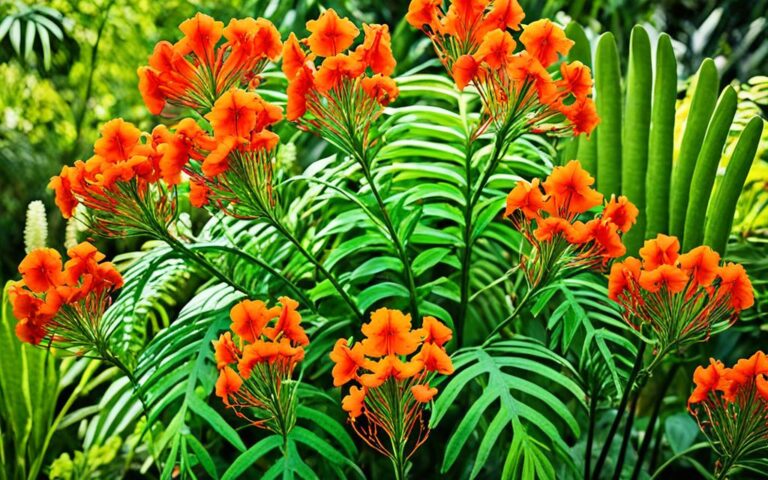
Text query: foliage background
0 0 767 479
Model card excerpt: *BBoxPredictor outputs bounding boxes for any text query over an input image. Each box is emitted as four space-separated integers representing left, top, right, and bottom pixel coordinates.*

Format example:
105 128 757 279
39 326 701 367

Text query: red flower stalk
504 160 637 288
284 9 399 153
330 309 454 478
407 0 598 139
153 89 284 217
609 236 754 362
688 352 768 477
10 243 123 354
213 296 308 438
138 13 282 115
49 119 176 237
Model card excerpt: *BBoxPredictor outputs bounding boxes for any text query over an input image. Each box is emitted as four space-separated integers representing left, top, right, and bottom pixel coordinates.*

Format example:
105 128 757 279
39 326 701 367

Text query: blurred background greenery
1 0 766 279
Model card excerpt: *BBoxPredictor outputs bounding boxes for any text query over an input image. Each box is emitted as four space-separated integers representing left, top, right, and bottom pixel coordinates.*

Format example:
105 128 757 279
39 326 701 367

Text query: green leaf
621 26 653 253
595 32 623 195
221 435 283 480
357 282 410 311
412 248 451 276
645 34 678 238
669 59 719 239
704 117 764 254
187 394 246 452
682 86 737 250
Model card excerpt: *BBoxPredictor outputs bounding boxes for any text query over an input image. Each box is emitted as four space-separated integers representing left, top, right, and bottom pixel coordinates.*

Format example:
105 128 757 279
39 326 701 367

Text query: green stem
611 385 643 480
591 342 647 480
266 215 363 321
159 234 247 295
482 286 533 346
585 389 598 479
630 364 679 480
353 144 420 320
189 244 316 313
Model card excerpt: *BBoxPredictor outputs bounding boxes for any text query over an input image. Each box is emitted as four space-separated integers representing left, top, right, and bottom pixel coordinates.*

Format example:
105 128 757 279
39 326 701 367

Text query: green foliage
565 25 764 255
0 282 58 480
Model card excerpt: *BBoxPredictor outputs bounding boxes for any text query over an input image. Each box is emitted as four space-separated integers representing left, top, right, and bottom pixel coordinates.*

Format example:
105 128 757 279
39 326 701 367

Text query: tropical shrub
1 1 766 480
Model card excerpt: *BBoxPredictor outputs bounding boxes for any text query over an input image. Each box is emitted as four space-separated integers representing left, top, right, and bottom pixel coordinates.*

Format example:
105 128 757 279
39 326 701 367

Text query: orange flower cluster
138 13 282 115
49 119 176 236
153 88 283 215
504 160 637 286
283 9 399 151
10 243 123 349
407 0 598 136
330 309 454 464
688 353 768 472
213 297 307 435
609 235 753 357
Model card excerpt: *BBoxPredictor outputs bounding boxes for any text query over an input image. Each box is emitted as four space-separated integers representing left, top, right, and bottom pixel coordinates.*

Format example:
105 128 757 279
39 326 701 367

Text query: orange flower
94 119 143 162
452 54 479 90
542 160 603 215
314 54 365 92
230 299 280 343
558 61 593 98
137 67 165 115
602 195 639 233
558 97 600 136
716 263 754 312
238 340 280 378
361 75 399 105
581 219 626 258
440 0 487 38
330 339 367 386
414 342 454 374
64 242 105 284
608 257 641 301
731 351 768 379
639 234 680 270
286 65 314 121
305 9 359 57
473 29 516 69
15 318 47 345
688 358 726 405
678 246 721 287
264 296 309 346
206 90 282 139
519 19 573 68
412 384 438 403
406 0 442 31
480 0 525 32
505 178 547 219
189 180 210 208
342 385 367 419
282 33 313 79
533 216 573 242
356 24 396 76
176 13 224 62
638 265 689 294
158 118 213 185
213 332 240 369
215 366 242 404
48 168 78 219
419 316 452 346
361 308 422 357
201 136 238 177
359 355 424 388
18 248 65 293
